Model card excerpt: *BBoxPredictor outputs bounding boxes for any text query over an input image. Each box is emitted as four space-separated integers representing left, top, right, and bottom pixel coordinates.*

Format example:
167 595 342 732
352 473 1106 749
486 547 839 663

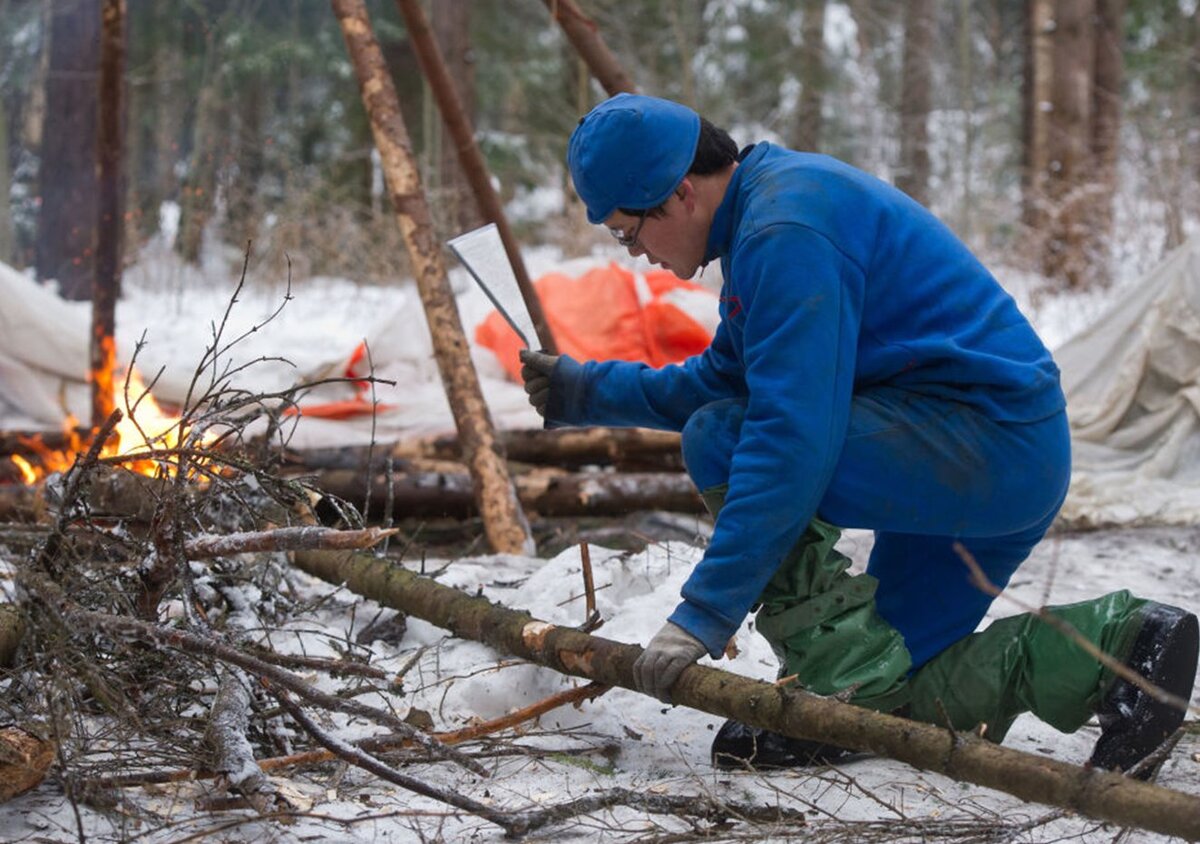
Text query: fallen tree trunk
312 467 703 520
394 427 683 471
0 468 166 525
283 427 684 473
291 548 1200 841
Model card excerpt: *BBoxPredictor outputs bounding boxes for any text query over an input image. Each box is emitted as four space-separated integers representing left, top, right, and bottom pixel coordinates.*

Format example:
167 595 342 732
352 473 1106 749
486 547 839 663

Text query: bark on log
284 427 683 473
291 548 1200 841
332 0 532 556
0 727 54 803
394 0 556 354
542 0 637 96
312 467 703 520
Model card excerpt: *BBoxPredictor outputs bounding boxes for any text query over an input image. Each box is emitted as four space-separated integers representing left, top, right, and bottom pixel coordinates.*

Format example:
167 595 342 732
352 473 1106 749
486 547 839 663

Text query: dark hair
690 117 739 175
619 116 738 217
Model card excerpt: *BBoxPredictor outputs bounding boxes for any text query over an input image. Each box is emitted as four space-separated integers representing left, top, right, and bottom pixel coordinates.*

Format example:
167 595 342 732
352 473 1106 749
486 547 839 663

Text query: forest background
1 0 1198 303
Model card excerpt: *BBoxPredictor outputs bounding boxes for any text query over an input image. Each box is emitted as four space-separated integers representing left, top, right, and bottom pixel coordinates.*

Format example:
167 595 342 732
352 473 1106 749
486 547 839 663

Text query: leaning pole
292 547 1200 842
331 0 533 555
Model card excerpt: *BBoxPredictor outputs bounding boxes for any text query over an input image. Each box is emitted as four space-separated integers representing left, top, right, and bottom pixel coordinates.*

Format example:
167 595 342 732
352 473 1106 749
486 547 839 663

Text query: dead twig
86 682 608 788
62 605 487 777
270 687 519 836
506 786 807 837
241 643 390 680
578 542 603 632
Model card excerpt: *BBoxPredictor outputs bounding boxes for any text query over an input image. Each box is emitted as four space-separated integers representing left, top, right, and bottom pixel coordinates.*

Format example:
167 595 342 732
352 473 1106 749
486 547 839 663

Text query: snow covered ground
1 242 1199 842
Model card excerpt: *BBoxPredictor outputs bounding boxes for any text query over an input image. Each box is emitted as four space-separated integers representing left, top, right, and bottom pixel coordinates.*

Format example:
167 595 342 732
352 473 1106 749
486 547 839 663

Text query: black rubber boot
710 719 860 769
1089 603 1199 779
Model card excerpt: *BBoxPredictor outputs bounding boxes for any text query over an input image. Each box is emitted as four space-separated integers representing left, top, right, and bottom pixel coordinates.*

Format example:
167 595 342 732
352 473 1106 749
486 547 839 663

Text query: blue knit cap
568 94 702 224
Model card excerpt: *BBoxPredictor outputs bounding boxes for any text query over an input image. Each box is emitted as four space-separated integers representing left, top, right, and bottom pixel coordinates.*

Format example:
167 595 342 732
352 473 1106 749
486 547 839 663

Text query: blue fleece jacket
545 143 1065 657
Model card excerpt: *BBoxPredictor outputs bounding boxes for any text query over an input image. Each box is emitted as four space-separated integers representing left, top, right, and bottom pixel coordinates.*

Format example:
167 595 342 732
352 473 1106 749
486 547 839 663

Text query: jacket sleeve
668 225 864 656
543 304 746 432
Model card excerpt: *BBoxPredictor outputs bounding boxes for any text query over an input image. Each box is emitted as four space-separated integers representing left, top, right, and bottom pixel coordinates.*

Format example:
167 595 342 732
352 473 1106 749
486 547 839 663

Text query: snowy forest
1 0 1200 842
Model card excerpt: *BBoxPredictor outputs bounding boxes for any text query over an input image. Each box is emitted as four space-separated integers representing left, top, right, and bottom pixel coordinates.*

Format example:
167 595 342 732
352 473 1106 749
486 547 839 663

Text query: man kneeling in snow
520 94 1198 776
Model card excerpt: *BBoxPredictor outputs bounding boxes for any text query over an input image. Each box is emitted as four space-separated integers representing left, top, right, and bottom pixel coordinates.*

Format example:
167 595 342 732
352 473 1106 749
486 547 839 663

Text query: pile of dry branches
0 280 805 841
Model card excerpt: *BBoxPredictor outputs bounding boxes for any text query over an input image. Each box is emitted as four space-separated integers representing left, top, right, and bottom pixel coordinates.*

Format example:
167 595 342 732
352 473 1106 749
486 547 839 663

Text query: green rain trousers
704 486 1149 741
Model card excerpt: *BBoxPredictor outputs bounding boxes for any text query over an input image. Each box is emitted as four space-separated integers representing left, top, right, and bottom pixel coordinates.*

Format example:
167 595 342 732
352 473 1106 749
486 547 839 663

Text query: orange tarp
476 263 715 380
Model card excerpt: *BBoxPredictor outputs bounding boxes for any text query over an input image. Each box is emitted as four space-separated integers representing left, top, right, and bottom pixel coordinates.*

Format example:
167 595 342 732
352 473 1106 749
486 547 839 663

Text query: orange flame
8 368 210 484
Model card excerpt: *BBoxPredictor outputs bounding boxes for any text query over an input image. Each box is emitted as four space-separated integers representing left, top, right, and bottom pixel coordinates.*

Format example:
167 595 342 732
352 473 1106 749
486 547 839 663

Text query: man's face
604 188 706 280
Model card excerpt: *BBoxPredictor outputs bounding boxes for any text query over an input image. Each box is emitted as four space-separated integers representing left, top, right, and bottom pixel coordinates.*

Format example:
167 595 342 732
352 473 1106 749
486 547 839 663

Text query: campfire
8 367 203 484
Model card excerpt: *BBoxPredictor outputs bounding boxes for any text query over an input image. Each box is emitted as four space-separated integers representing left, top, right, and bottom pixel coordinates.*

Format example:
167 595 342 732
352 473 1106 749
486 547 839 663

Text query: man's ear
676 177 696 213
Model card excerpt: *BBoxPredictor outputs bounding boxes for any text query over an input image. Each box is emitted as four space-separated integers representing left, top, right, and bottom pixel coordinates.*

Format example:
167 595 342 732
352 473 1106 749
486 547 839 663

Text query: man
520 93 1198 775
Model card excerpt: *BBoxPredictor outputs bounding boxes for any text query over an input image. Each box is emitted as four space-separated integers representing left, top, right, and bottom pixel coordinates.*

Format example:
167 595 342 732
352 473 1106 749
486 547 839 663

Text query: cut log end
0 727 55 803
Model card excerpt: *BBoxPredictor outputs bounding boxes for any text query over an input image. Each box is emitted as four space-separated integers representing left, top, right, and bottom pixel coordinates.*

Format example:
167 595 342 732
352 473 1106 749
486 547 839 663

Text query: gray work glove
519 349 559 417
632 621 707 704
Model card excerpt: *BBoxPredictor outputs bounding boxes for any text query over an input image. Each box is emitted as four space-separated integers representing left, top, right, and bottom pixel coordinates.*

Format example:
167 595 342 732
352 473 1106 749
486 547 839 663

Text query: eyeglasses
609 210 648 249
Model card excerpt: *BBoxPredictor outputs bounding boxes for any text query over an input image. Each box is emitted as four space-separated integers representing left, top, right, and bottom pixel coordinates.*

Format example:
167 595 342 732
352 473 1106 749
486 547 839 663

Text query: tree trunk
897 0 934 204
1022 0 1054 232
176 28 225 265
36 0 101 299
291 548 1200 841
92 0 124 428
792 0 827 152
224 72 265 248
957 0 976 241
395 0 557 353
543 0 637 96
0 61 13 266
143 0 183 243
331 0 533 556
0 0 13 264
430 0 479 234
1192 11 1200 194
1087 0 1123 284
1042 0 1095 287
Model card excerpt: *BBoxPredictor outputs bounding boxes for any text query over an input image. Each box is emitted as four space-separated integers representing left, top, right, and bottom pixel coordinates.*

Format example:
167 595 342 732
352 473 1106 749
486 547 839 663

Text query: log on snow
291 548 1200 842
284 427 684 473
311 467 704 520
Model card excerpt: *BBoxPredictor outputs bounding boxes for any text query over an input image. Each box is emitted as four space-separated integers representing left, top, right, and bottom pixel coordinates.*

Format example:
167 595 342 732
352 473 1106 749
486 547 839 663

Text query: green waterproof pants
706 486 1152 741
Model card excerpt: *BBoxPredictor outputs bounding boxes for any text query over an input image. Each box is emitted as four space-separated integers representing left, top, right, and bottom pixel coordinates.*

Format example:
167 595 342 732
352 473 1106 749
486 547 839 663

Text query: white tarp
1056 235 1200 527
0 256 542 445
